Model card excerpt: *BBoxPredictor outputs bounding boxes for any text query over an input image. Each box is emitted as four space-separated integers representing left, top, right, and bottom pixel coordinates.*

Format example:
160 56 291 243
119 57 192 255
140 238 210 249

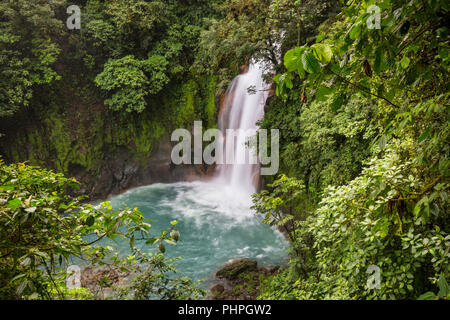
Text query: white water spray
217 62 270 196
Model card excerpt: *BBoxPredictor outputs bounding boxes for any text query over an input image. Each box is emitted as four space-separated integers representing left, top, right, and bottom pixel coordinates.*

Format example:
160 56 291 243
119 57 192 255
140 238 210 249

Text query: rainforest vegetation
0 0 449 300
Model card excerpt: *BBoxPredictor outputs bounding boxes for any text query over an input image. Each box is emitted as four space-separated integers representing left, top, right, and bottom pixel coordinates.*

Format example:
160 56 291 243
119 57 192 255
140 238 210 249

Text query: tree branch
327 67 400 108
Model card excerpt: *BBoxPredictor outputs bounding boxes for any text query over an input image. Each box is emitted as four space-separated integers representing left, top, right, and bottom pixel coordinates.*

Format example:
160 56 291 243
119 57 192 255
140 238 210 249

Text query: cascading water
217 62 269 195
105 61 287 284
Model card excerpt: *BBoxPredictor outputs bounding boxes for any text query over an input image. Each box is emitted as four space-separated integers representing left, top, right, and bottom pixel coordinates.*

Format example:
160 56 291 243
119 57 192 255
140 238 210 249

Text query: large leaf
374 47 388 74
417 292 438 300
349 23 362 40
400 56 410 69
330 94 345 112
284 47 306 78
438 274 449 298
7 198 22 210
315 86 333 102
311 43 333 64
302 50 321 74
284 47 303 71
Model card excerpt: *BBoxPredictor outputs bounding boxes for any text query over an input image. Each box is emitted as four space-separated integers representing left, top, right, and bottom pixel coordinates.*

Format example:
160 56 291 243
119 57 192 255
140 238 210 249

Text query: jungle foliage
194 0 341 91
0 0 224 117
0 0 65 117
248 0 449 299
0 160 204 300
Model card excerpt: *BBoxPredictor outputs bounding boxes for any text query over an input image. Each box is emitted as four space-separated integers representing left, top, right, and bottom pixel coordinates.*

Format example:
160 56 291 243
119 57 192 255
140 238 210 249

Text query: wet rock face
89 156 140 199
69 135 212 201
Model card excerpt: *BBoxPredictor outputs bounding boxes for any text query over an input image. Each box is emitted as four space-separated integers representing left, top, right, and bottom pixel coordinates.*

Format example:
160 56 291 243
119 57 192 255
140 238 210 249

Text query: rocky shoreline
206 258 282 300
77 259 283 300
80 266 132 299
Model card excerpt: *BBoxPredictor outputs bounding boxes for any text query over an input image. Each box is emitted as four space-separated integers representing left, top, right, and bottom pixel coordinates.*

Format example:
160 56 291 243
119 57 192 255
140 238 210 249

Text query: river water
108 181 288 282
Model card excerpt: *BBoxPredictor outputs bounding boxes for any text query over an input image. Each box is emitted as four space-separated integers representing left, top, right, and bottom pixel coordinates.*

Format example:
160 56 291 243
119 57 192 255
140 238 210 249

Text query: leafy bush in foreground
0 160 204 300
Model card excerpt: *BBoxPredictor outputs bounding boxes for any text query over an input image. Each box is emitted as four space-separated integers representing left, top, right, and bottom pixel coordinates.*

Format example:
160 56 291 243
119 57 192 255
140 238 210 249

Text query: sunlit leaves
6 198 22 210
252 174 306 229
277 44 333 101
311 43 333 64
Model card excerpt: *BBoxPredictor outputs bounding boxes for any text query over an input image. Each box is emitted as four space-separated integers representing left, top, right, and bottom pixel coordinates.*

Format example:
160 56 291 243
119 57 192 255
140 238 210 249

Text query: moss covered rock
215 259 258 280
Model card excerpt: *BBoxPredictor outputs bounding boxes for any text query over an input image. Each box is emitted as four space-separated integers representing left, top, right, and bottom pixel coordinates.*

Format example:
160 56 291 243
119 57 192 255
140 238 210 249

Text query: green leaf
0 185 14 191
413 202 421 216
273 74 282 84
349 24 362 40
400 56 410 69
7 199 22 210
302 50 321 74
418 126 431 143
315 86 333 102
418 291 438 300
145 237 157 245
374 47 388 74
297 64 306 79
438 158 449 177
330 94 345 112
284 47 304 71
311 43 333 64
130 235 135 249
86 215 95 227
285 74 293 89
315 34 326 43
284 47 306 78
438 274 449 297
11 273 26 283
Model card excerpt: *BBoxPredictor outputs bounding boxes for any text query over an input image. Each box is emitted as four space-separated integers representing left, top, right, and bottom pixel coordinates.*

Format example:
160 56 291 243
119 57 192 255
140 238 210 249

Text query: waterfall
217 62 269 195
104 63 288 282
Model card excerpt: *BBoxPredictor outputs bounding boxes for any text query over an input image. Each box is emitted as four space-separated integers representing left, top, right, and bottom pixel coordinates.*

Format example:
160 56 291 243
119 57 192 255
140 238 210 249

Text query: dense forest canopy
0 0 449 300
252 0 449 299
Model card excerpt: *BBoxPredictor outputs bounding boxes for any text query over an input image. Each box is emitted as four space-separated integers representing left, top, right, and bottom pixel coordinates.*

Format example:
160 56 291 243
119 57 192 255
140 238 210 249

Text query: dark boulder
210 284 225 295
215 258 258 280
